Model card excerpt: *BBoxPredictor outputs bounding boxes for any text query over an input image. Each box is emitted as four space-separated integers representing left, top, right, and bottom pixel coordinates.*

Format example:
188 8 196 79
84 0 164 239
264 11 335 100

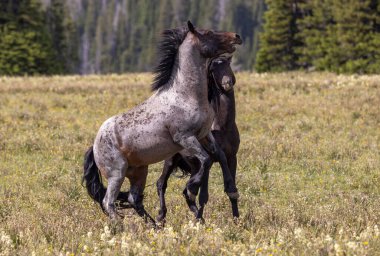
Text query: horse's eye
217 60 223 64
205 30 213 36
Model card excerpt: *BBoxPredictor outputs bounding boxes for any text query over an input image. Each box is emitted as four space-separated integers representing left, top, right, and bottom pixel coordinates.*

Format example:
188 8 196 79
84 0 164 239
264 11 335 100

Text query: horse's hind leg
128 166 156 225
102 155 128 220
227 154 239 218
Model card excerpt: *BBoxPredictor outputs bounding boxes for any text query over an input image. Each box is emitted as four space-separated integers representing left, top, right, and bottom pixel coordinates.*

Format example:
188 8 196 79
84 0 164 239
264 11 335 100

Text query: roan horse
82 21 242 222
156 56 240 222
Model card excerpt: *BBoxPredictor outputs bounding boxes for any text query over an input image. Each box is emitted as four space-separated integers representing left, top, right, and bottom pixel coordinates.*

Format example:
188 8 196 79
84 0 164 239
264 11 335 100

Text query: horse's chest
189 108 214 138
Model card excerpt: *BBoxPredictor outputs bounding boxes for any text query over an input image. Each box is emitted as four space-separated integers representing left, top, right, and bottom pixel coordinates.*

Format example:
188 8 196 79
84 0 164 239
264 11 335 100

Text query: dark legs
196 161 211 220
195 141 239 220
156 154 180 222
173 135 211 201
213 145 238 198
212 131 240 219
127 166 156 225
226 155 239 218
160 133 239 221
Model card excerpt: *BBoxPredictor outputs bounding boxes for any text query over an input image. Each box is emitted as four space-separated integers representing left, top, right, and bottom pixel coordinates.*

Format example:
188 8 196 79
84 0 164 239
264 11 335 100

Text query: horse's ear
187 20 195 33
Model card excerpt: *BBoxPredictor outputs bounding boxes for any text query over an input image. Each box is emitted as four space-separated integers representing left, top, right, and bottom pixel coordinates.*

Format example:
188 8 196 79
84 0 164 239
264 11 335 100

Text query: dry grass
0 72 379 255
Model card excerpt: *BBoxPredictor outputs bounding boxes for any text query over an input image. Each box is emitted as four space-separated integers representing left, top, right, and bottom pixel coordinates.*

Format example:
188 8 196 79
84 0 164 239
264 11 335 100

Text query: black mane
207 70 223 107
208 59 223 112
151 27 189 91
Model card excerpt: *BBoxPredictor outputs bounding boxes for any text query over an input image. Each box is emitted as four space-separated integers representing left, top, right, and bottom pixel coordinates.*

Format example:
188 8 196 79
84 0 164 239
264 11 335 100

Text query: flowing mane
151 27 189 91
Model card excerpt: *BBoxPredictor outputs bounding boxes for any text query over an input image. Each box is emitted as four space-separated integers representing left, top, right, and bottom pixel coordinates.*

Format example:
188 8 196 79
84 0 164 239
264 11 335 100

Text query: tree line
256 0 380 73
1 0 379 75
0 0 264 75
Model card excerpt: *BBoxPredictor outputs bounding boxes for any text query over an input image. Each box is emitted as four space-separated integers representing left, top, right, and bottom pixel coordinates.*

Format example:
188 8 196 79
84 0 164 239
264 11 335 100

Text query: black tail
82 146 130 213
82 146 107 211
175 157 192 177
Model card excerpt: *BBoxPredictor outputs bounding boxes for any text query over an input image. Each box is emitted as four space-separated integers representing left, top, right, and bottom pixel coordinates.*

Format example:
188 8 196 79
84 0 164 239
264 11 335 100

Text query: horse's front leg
173 134 212 207
156 154 181 222
179 156 202 216
196 160 212 221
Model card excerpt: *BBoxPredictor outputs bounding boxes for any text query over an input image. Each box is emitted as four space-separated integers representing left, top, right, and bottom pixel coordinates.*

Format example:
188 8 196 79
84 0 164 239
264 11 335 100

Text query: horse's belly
123 139 182 167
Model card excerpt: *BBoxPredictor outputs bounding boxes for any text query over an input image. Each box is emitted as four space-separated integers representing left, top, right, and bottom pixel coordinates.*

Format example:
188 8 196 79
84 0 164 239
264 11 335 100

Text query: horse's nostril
236 34 241 39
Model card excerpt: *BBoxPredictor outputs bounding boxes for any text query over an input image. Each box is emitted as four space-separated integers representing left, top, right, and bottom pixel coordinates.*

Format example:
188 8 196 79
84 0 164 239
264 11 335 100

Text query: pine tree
297 0 380 73
333 0 380 73
0 0 59 75
46 0 67 73
255 0 301 72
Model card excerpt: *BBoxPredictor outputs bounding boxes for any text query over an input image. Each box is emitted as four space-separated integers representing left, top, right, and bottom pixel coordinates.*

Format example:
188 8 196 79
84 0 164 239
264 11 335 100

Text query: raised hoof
182 189 199 215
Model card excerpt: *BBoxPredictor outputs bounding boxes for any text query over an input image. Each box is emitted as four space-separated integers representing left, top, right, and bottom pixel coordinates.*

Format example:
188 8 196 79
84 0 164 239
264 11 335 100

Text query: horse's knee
227 191 239 200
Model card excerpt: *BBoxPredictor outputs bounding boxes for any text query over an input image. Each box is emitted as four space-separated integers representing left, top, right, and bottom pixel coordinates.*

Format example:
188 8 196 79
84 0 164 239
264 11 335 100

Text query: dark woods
0 0 264 75
1 0 379 75
256 0 380 74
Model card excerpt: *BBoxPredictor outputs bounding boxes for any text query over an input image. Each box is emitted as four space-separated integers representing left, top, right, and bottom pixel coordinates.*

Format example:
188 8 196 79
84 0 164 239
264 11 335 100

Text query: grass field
0 73 379 255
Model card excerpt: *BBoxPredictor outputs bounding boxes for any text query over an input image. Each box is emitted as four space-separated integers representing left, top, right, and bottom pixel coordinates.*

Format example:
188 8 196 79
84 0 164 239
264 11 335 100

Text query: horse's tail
175 158 192 177
82 146 107 212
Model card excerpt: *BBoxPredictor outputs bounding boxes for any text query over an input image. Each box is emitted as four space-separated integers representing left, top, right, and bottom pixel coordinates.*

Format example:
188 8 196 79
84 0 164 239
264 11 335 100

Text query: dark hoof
156 219 165 229
196 217 205 224
183 189 199 215
233 216 239 223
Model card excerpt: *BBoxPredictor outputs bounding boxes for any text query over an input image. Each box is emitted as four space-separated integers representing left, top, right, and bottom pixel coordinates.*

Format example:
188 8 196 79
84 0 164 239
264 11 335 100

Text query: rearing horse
82 21 242 221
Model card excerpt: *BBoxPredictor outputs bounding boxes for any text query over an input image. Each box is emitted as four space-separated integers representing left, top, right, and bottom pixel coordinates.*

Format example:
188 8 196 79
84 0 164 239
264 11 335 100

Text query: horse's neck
172 38 208 104
219 90 236 126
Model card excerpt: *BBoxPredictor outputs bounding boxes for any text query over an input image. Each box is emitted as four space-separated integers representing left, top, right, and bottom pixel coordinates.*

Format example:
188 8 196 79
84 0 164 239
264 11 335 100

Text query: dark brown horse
156 56 240 222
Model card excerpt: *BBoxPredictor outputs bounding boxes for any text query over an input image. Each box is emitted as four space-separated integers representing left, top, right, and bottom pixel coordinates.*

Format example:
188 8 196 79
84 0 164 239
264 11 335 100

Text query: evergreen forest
0 0 379 75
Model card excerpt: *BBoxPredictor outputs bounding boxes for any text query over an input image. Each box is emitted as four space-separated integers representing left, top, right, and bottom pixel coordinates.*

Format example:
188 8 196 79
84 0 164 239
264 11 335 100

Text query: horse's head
209 56 235 92
187 21 242 58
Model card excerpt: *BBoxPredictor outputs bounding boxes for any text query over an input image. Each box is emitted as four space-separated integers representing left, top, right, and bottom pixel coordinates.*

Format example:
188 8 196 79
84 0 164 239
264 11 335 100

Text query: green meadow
0 73 379 255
